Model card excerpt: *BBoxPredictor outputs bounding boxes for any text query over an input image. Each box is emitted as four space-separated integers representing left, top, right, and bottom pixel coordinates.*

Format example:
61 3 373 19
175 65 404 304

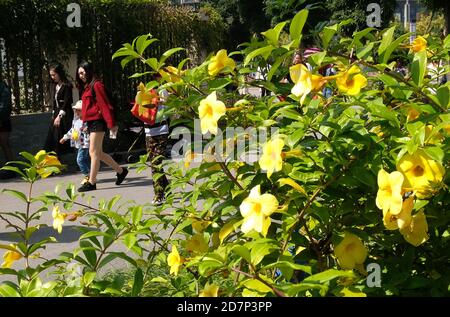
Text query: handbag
130 101 158 125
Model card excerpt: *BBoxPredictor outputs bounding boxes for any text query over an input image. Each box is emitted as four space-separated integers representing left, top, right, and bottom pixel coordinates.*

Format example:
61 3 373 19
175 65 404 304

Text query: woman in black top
44 63 74 157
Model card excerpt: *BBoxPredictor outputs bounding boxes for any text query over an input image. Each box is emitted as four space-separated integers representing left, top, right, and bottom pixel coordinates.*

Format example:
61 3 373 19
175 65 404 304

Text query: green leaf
261 21 288 47
381 33 410 64
231 245 251 263
378 26 395 56
244 45 275 66
0 282 21 297
131 268 143 296
135 35 158 55
250 241 278 266
145 58 159 71
411 50 427 87
289 9 308 42
79 240 97 269
0 166 26 178
263 261 312 275
2 189 28 203
367 98 399 128
303 269 354 284
352 28 375 47
321 24 337 48
132 206 143 226
83 271 96 287
159 47 185 65
120 55 137 69
423 146 444 163
123 234 137 250
356 42 374 60
436 85 450 107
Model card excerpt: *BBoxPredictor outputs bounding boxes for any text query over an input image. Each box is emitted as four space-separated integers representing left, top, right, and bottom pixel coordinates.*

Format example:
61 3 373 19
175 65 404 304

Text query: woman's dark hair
75 61 96 90
49 63 69 84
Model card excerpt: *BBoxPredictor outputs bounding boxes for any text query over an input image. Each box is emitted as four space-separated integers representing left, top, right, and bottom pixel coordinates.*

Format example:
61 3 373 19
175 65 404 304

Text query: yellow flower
199 283 219 297
376 169 404 215
159 66 184 83
443 124 450 134
35 150 63 179
198 91 226 135
186 234 209 254
383 196 413 230
336 65 367 96
167 245 183 276
192 220 211 233
424 125 443 145
399 210 429 246
334 232 368 270
208 49 235 76
258 138 284 178
135 82 158 106
289 64 315 105
239 185 279 237
1 245 22 268
397 149 445 199
52 205 67 234
410 36 427 53
184 150 196 169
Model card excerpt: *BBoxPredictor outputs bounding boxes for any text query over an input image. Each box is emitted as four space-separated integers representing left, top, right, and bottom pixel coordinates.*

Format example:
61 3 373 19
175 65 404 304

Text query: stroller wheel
127 154 138 163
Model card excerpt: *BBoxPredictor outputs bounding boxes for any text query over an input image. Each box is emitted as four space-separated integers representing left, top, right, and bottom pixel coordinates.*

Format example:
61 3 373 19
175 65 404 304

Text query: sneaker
115 167 128 185
80 176 90 185
152 197 165 206
77 181 96 192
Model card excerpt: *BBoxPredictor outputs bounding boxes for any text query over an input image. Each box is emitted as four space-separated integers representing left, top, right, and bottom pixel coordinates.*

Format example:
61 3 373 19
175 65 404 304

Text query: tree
205 0 271 51
420 0 450 36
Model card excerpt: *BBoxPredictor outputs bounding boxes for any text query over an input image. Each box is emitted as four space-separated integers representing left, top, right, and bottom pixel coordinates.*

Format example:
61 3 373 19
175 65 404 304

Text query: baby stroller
109 101 147 163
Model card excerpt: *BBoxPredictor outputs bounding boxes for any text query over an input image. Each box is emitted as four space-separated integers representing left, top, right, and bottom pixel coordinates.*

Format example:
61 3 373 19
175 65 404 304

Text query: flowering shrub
1 10 449 297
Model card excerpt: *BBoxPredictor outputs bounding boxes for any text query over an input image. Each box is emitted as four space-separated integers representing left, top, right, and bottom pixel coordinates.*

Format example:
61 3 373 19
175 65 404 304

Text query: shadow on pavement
0 225 99 244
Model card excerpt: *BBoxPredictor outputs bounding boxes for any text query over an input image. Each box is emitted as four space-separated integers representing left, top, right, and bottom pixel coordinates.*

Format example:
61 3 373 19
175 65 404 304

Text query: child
60 100 90 184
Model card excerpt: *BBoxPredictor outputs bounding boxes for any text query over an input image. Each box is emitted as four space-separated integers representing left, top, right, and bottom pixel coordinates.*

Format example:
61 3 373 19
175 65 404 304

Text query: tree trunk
445 1 450 36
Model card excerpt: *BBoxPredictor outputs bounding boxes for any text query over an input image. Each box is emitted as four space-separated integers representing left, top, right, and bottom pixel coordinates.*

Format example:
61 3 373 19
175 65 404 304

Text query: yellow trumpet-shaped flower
239 185 279 237
52 205 67 234
334 232 368 270
290 64 312 105
397 149 445 199
135 82 158 107
383 196 413 230
199 283 219 297
399 210 429 246
424 125 443 145
34 150 63 179
410 36 427 53
184 150 197 169
192 219 211 233
258 138 284 178
1 245 22 268
208 49 236 76
159 66 184 83
376 169 404 215
336 65 367 96
198 91 226 135
167 245 183 276
186 234 209 254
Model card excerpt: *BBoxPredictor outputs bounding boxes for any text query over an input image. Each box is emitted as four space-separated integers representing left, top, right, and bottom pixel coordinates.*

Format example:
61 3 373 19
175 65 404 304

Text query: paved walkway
0 165 156 281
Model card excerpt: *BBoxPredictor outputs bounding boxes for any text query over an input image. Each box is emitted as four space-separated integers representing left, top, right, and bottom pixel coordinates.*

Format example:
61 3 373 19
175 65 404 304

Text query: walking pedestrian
75 61 128 192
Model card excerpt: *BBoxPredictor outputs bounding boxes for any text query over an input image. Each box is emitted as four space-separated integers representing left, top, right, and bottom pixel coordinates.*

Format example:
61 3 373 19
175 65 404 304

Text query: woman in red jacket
75 61 128 192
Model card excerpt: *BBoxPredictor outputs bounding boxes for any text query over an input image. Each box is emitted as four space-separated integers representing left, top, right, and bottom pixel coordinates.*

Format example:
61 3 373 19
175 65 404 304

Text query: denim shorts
86 119 107 133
